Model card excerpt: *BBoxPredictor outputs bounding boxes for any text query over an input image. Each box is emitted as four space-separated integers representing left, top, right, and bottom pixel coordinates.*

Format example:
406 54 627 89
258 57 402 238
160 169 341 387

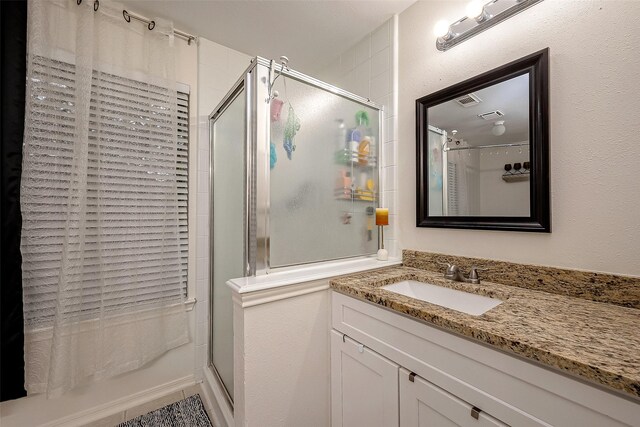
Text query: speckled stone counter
330 265 640 399
403 250 640 309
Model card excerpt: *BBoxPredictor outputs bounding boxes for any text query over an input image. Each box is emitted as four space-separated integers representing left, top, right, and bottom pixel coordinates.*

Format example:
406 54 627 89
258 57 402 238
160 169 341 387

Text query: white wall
194 38 252 384
318 17 400 258
0 32 199 427
477 144 530 216
233 284 331 427
398 0 640 276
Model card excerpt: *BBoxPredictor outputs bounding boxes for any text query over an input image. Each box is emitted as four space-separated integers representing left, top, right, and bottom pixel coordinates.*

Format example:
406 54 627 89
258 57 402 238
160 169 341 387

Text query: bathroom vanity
329 264 640 427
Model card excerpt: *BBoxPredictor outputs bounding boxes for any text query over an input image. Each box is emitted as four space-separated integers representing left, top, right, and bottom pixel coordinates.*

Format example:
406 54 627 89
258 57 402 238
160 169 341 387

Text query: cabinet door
399 368 508 427
331 330 399 427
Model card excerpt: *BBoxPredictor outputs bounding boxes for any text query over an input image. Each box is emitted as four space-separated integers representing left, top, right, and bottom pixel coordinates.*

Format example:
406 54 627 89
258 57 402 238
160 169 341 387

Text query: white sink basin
381 280 502 316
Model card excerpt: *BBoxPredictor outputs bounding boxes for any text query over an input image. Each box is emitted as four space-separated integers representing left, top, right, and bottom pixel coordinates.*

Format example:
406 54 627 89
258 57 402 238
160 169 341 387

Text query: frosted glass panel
269 77 379 267
211 89 245 399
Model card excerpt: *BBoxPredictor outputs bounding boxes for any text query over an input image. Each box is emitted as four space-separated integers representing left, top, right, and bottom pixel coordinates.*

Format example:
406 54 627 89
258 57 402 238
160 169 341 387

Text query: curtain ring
93 0 99 11
148 20 155 30
123 10 131 22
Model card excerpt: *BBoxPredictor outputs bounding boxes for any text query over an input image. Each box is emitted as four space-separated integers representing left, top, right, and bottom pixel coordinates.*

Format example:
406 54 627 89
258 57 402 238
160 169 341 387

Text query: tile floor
86 383 215 426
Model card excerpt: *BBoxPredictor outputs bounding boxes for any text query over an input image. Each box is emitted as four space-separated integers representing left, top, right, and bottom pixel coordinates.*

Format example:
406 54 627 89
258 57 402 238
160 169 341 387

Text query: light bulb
433 20 452 39
466 0 485 19
491 121 506 136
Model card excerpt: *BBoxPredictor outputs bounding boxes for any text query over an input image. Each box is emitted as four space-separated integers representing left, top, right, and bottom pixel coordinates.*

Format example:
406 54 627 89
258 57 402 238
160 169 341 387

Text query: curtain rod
76 1 196 44
122 10 196 45
445 141 528 151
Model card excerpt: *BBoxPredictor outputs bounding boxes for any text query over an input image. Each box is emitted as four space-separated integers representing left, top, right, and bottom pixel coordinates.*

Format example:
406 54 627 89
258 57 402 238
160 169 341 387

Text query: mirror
416 49 550 232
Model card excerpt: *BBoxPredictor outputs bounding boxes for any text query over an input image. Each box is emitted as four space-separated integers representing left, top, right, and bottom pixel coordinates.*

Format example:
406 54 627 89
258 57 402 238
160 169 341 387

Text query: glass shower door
268 76 380 268
210 86 246 402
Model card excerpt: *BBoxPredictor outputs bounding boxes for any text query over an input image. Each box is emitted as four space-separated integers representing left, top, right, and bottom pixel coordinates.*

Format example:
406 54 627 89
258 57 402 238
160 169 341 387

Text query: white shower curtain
446 148 476 216
21 0 188 397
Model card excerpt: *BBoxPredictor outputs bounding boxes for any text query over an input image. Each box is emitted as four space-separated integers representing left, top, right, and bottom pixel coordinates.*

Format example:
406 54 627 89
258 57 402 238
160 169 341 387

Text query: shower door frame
208 64 253 409
208 57 383 410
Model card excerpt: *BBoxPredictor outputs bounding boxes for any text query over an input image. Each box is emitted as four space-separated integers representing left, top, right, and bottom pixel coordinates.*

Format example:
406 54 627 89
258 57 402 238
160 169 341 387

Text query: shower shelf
334 149 377 167
335 187 377 202
502 171 530 182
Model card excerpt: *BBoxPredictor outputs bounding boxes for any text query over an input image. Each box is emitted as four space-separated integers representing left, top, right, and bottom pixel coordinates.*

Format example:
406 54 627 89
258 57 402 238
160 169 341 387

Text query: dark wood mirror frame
416 48 550 232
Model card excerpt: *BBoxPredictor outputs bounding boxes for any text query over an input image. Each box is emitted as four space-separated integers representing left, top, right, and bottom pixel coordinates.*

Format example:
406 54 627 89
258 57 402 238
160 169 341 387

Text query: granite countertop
330 266 640 399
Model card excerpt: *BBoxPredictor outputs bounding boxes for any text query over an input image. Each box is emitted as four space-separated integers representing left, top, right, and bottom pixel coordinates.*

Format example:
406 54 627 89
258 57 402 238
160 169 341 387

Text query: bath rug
118 394 212 427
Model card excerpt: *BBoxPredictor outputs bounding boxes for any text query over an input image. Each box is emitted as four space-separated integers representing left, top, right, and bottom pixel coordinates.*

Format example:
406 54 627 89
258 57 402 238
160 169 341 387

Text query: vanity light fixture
466 0 490 23
434 0 544 51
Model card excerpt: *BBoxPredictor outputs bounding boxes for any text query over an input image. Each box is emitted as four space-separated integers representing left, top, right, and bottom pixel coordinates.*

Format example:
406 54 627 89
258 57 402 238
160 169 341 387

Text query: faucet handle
438 262 454 271
467 266 482 284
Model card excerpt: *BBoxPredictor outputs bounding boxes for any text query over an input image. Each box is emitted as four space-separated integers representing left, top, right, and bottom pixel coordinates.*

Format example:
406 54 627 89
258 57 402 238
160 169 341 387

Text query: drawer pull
408 372 416 382
471 406 482 420
357 343 364 353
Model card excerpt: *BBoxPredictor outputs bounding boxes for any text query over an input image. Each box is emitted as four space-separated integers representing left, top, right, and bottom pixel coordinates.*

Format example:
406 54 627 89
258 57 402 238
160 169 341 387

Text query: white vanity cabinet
330 330 399 427
331 329 509 427
330 291 640 427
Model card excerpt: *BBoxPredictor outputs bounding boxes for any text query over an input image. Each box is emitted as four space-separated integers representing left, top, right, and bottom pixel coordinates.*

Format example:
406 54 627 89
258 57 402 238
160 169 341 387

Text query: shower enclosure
209 57 382 404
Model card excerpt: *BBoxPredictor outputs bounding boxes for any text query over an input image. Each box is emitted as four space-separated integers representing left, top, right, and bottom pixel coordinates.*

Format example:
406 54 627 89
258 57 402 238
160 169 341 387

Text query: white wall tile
197 260 208 280
383 166 396 191
196 278 208 301
384 116 395 143
384 191 397 215
384 222 397 242
371 47 390 78
383 239 397 257
196 321 207 346
370 70 391 101
354 35 371 66
352 61 371 99
198 171 209 194
194 367 204 382
195 344 206 373
197 150 209 173
197 195 210 216
196 300 208 324
340 47 356 74
199 40 227 68
227 49 252 74
371 20 390 54
383 142 396 167
342 70 357 94
197 236 207 255
197 215 208 236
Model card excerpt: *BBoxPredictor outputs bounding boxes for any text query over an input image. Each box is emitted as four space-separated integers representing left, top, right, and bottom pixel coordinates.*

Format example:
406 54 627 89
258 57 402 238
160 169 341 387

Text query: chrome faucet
443 264 481 284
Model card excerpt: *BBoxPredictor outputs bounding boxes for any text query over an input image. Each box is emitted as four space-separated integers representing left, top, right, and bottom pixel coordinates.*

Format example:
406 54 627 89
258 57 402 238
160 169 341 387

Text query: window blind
447 162 459 216
21 57 189 327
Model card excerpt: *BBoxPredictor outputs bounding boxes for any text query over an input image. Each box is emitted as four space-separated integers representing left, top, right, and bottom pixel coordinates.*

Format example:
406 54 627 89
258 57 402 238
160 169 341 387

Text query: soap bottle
346 128 361 163
335 170 352 198
336 119 346 152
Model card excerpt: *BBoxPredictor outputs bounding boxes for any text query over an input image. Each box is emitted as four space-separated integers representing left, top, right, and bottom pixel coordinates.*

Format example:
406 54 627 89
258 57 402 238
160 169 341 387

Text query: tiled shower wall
195 38 252 381
317 16 399 258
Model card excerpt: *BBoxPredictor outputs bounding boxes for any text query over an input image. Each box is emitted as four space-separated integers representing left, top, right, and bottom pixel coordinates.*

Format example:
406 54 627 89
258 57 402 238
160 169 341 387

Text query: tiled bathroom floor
85 383 215 426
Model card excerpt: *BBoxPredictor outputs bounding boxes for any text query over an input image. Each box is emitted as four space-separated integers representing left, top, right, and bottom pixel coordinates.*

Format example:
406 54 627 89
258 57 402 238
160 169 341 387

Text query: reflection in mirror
427 73 530 217
416 48 549 232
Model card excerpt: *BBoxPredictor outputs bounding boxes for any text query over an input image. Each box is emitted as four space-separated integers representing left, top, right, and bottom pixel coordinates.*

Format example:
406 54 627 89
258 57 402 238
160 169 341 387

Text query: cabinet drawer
400 368 507 427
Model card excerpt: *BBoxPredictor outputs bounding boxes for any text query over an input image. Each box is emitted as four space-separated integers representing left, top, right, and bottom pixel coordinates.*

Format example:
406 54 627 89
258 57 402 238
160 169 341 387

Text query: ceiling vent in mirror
478 110 505 120
455 93 481 107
